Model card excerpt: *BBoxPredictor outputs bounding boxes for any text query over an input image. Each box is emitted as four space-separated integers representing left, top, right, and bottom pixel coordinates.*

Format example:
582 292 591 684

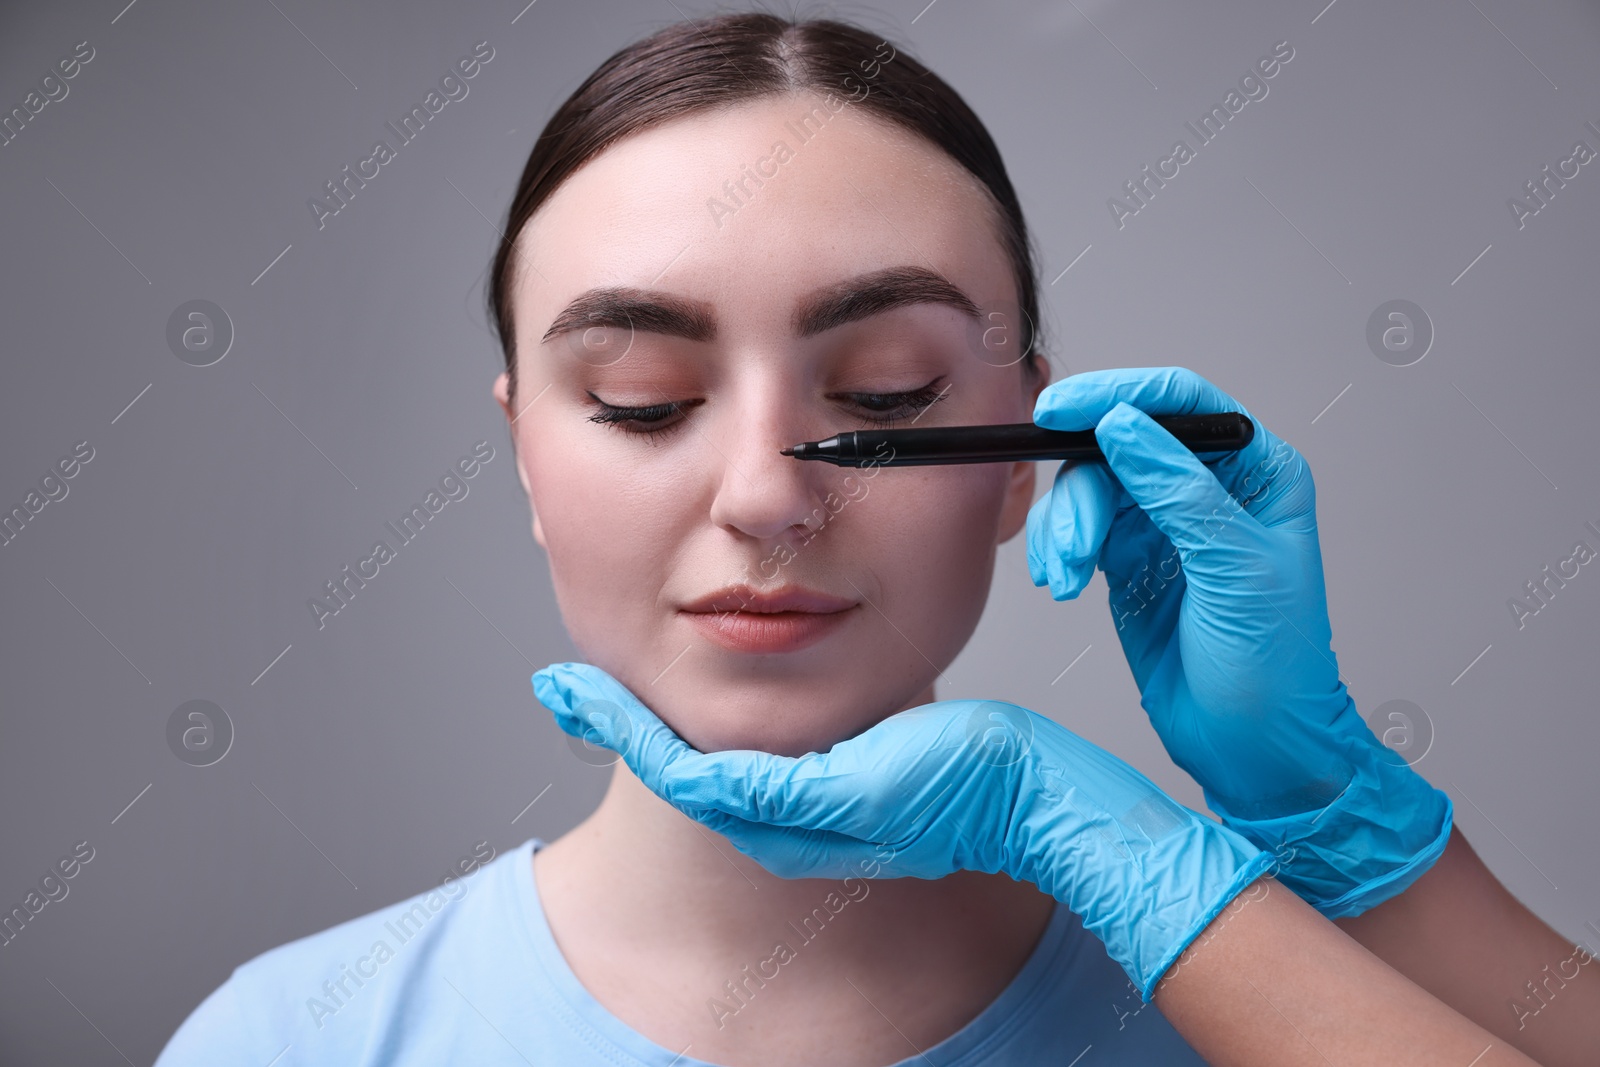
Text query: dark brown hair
489 11 1046 401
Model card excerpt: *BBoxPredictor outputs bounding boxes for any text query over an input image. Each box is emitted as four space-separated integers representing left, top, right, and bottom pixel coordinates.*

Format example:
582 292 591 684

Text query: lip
680 584 859 654
681 606 855 653
680 585 858 615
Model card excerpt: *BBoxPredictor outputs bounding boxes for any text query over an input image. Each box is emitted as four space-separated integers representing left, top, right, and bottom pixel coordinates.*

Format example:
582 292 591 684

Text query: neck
530 681 1059 1061
543 679 1030 941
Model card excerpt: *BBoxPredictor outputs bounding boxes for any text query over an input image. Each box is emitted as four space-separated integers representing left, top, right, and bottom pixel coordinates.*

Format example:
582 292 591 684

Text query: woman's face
495 92 1046 756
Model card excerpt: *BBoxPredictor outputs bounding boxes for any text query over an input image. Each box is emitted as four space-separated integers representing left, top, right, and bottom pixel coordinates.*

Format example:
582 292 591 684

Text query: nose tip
709 418 837 543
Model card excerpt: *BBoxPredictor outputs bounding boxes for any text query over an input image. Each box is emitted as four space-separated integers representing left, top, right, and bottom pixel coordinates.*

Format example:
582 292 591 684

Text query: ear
996 362 1052 545
995 459 1036 545
492 371 546 549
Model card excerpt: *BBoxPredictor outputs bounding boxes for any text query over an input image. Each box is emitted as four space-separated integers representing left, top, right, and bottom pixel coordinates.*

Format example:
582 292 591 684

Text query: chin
663 693 864 758
573 636 917 755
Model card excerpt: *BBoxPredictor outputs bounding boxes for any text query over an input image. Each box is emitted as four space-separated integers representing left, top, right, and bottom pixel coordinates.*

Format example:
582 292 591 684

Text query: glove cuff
1207 744 1453 919
1136 834 1276 1001
1011 750 1277 1004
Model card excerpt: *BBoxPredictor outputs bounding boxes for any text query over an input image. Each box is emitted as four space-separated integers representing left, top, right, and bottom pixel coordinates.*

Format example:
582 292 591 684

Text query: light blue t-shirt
155 837 1209 1065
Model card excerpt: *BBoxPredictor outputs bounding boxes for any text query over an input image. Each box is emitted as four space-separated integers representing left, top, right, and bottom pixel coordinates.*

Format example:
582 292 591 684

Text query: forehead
514 92 1014 333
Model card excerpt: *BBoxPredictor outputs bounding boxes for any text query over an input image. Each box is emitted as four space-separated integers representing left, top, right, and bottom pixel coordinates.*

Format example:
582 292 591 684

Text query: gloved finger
1094 498 1171 593
533 659 876 830
532 661 705 799
663 738 883 832
1096 504 1186 691
689 805 894 880
1034 365 1246 432
533 662 818 824
1092 402 1263 572
1203 428 1313 531
1034 366 1299 518
1026 459 1121 600
658 701 994 838
536 666 995 853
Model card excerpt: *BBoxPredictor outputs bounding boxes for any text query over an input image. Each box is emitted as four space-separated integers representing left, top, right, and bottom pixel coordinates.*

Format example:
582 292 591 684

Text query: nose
704 390 839 545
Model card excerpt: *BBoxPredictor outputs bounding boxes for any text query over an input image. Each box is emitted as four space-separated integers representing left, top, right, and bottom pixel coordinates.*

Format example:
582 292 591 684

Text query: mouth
680 584 859 653
680 584 858 615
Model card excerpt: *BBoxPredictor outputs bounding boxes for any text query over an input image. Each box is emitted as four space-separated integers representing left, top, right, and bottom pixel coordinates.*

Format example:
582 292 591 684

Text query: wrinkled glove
533 661 1273 1001
1026 366 1451 918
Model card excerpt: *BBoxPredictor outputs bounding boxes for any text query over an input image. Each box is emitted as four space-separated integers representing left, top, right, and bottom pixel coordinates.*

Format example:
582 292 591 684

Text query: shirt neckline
507 836 1082 1067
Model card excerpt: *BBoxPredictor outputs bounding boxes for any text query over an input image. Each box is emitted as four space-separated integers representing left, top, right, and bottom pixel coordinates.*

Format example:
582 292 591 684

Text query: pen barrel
844 413 1253 466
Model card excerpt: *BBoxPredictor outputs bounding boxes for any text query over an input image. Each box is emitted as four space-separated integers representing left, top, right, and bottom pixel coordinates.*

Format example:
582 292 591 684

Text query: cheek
523 435 688 650
861 464 1010 638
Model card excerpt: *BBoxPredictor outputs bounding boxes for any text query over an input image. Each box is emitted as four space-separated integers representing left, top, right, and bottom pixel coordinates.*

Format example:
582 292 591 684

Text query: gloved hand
1025 366 1452 918
533 661 1272 1001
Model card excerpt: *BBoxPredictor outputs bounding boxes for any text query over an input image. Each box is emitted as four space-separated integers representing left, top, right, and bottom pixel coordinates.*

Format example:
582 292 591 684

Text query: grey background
2 0 1597 1062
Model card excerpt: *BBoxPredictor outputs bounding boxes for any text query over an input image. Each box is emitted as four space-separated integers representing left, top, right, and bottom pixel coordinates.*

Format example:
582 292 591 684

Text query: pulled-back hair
489 11 1045 400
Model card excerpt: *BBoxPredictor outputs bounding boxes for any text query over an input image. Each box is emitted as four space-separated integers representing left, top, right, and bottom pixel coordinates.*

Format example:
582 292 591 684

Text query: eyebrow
540 265 982 344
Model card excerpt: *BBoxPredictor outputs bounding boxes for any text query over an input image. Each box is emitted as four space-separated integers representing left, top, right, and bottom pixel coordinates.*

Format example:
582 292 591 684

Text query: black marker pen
779 412 1253 467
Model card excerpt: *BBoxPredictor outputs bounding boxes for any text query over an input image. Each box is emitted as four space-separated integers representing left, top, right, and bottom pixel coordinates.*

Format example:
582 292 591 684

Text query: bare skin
1153 875 1547 1067
1335 828 1600 1067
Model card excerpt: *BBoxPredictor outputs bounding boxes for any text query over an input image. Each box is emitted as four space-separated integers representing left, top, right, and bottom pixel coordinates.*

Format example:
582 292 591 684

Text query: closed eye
585 377 949 443
841 379 949 425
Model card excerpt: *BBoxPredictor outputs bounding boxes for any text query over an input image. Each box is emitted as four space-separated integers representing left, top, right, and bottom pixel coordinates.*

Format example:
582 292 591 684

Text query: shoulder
155 840 533 1066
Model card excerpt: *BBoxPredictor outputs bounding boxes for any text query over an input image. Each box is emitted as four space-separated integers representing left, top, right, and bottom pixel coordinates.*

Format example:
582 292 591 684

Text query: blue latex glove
533 661 1273 1002
1025 366 1452 918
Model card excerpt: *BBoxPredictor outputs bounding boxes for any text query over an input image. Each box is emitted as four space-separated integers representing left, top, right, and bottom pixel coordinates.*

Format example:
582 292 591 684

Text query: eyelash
585 378 949 442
